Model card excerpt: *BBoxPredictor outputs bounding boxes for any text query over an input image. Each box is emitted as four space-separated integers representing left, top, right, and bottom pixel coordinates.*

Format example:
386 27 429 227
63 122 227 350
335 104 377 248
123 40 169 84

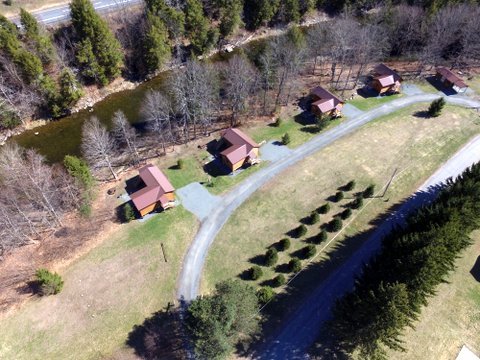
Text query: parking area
176 182 222 221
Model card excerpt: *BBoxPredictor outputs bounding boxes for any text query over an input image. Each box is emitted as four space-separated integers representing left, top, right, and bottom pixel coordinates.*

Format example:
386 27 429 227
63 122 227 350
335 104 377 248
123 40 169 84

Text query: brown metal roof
130 164 174 211
373 63 402 83
220 128 259 165
436 67 468 89
310 86 343 113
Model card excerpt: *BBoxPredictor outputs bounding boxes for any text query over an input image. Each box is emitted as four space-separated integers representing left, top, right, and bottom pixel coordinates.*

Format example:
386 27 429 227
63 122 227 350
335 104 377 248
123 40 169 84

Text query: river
12 38 267 163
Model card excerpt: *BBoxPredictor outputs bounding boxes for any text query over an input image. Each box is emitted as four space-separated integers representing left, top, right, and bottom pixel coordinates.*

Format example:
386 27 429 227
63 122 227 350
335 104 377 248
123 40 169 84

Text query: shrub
351 194 364 209
329 217 343 232
273 274 286 287
303 244 317 259
363 184 375 198
249 265 263 280
288 258 302 273
257 286 275 305
344 180 356 191
281 133 291 145
313 229 328 244
341 208 352 220
309 211 319 224
279 238 291 251
4 0 12 5
265 248 278 266
177 158 185 169
123 203 135 223
334 191 344 202
427 97 445 117
318 203 330 214
35 269 64 295
273 118 282 127
295 224 307 238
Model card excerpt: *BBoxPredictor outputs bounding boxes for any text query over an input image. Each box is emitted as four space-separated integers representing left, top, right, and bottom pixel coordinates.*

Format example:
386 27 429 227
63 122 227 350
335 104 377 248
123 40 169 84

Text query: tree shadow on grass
249 254 266 266
471 256 480 283
274 263 291 274
126 307 186 360
242 186 442 359
238 269 253 281
413 110 430 118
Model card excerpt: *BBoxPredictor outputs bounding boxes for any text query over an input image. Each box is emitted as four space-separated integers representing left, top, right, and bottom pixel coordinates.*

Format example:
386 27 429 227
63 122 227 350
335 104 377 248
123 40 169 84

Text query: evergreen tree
428 97 446 117
70 0 123 85
265 248 278 266
257 286 275 305
58 68 83 110
244 0 280 29
20 8 56 64
279 238 291 251
185 0 217 54
144 12 171 74
281 0 301 23
216 0 244 37
318 203 330 214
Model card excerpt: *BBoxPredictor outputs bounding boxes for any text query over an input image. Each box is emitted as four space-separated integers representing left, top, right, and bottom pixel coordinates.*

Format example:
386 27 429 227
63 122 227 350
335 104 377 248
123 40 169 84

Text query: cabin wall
165 192 175 202
140 203 156 217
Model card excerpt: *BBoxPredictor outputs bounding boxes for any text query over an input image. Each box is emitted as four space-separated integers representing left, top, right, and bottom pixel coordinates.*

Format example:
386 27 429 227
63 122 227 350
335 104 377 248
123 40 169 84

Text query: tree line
2 0 480 131
329 163 480 359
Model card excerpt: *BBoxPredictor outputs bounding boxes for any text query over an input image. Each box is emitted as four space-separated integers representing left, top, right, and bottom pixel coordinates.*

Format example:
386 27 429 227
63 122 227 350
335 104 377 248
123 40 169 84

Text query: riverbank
1 11 327 147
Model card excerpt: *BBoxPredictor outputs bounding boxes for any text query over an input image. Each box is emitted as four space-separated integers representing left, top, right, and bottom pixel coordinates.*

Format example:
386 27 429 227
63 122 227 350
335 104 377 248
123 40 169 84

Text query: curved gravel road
176 93 480 356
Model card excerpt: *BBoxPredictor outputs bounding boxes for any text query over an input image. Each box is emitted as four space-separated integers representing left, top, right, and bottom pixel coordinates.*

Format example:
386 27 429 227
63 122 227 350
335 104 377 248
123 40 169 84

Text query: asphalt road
256 134 480 359
176 93 480 357
9 0 142 25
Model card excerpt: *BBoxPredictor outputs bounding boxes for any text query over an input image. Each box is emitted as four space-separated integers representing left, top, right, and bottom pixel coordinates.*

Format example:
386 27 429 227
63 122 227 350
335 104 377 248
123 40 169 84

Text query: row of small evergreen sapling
252 180 376 305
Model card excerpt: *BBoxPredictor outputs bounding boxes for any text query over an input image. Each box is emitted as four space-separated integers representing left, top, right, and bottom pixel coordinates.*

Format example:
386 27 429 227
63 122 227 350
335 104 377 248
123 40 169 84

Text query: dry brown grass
386 230 480 359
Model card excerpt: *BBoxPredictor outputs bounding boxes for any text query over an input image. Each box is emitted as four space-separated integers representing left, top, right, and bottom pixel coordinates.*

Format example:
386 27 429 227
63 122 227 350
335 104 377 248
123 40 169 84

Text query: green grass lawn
247 116 343 149
161 151 210 189
0 206 198 360
408 79 439 94
347 93 403 111
202 104 480 305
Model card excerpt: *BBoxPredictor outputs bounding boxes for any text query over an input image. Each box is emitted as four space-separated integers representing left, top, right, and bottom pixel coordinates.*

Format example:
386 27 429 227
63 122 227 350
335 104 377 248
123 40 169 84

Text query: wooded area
1 0 480 130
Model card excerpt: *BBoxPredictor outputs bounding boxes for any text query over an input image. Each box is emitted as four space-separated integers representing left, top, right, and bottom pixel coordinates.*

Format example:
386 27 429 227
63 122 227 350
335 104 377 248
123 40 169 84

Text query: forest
1 0 480 131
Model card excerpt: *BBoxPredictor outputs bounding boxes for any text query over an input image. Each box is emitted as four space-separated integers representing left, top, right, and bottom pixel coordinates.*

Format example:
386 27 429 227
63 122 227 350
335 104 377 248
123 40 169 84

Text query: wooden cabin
219 128 260 172
309 86 344 118
436 67 468 93
371 64 402 94
130 164 175 217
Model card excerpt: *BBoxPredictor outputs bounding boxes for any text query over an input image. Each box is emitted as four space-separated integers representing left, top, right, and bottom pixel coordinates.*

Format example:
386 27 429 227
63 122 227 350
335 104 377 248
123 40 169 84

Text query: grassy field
0 206 198 360
386 230 480 359
202 105 480 296
347 93 403 111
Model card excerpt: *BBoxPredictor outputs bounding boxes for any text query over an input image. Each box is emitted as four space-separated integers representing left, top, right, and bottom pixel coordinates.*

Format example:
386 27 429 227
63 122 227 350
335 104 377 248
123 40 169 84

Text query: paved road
255 134 480 359
176 93 480 356
9 0 142 25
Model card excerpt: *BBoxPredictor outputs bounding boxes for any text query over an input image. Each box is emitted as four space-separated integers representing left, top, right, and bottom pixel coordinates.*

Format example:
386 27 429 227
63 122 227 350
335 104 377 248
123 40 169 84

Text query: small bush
35 269 64 295
334 191 344 202
351 194 364 209
344 180 356 191
313 229 328 244
288 257 302 273
4 0 13 6
295 224 307 238
309 211 319 225
273 274 286 287
250 265 263 280
273 118 282 127
265 248 278 266
177 159 185 169
427 97 445 117
341 208 352 220
257 286 275 305
303 244 317 259
329 217 343 232
281 133 291 145
318 203 330 214
279 238 291 251
123 203 135 223
363 184 375 198
79 202 92 217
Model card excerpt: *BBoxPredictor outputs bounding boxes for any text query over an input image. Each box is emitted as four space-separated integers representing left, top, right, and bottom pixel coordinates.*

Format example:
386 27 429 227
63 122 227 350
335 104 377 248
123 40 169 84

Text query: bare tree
81 117 118 180
141 90 174 153
258 46 278 115
169 60 219 139
112 110 140 164
224 55 258 126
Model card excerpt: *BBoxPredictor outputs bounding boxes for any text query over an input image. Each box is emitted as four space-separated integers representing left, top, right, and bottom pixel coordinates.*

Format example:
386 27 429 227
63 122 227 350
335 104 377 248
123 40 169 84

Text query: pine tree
244 0 280 29
217 0 244 37
20 8 56 64
58 68 83 110
281 0 301 23
427 97 446 117
185 0 217 54
70 0 123 85
144 12 171 74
